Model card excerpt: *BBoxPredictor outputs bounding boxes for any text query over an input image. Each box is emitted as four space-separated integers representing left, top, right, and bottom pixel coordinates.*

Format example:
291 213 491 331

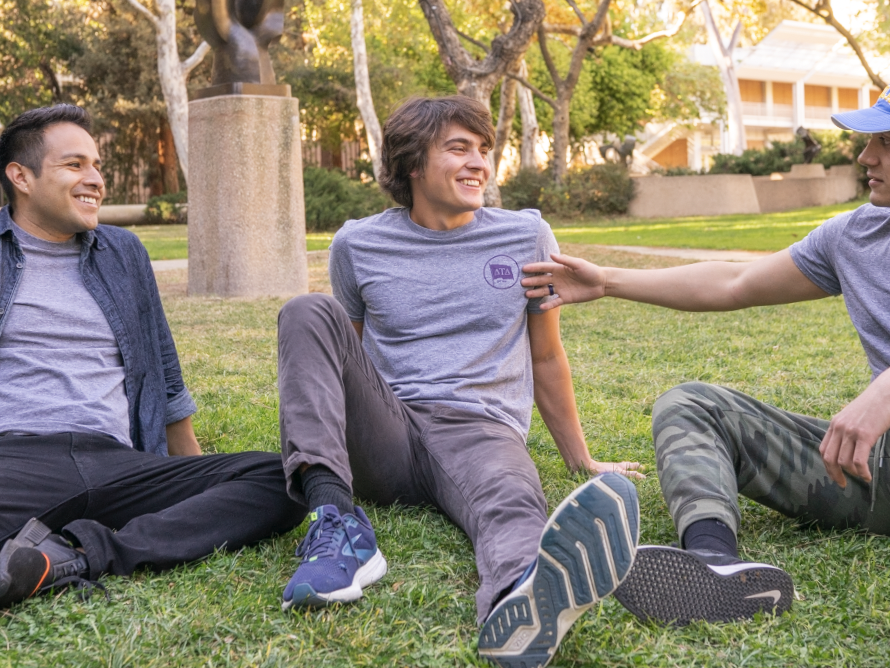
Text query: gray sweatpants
277 294 548 622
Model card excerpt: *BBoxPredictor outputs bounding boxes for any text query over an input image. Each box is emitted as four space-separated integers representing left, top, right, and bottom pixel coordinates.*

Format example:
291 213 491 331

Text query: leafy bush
501 165 634 217
539 164 635 216
709 130 866 178
500 168 551 211
650 166 701 176
145 192 187 224
303 166 391 231
709 141 803 176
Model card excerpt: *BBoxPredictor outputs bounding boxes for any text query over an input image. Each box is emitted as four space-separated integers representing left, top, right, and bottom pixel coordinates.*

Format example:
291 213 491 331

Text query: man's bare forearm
532 353 590 471
603 250 828 312
166 416 202 456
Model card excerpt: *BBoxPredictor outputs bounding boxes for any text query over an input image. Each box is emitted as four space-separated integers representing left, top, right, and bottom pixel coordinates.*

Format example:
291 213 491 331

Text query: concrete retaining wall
630 165 859 219
98 204 148 226
753 166 858 213
628 174 761 218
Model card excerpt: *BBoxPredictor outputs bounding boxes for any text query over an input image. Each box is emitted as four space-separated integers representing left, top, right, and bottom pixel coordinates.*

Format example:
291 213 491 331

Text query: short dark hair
379 96 495 208
0 104 93 205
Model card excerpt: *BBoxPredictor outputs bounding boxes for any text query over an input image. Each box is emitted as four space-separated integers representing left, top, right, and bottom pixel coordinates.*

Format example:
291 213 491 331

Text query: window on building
871 88 882 106
738 79 765 102
772 82 793 118
838 88 858 111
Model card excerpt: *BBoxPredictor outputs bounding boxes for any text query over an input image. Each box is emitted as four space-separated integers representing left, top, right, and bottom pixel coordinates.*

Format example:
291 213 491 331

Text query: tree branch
537 24 563 87
455 28 490 53
565 0 587 26
505 70 557 108
786 0 886 89
181 41 211 77
590 4 698 51
125 0 159 27
543 23 581 36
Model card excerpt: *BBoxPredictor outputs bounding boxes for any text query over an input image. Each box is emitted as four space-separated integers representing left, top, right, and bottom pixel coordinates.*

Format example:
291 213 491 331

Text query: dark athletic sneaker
282 505 387 610
478 472 640 668
614 546 794 625
0 518 94 608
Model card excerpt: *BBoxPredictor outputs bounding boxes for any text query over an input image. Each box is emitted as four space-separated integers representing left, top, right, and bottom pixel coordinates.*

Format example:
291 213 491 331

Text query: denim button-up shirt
0 206 196 455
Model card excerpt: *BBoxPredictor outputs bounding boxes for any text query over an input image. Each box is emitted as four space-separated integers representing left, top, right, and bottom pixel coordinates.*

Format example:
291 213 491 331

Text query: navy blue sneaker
282 505 387 610
478 473 640 668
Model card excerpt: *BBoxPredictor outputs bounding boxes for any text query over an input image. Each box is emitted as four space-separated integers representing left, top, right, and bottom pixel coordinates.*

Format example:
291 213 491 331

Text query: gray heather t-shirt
0 222 131 445
329 206 559 437
790 203 890 381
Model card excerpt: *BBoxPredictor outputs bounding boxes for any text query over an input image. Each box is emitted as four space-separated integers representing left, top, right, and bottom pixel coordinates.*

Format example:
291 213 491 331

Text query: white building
641 20 890 170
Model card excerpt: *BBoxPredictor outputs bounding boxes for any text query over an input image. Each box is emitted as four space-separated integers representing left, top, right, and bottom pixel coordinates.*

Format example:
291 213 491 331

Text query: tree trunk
550 94 571 184
350 0 383 181
159 117 181 193
516 60 539 172
493 75 517 175
155 0 192 185
418 0 547 207
700 1 745 155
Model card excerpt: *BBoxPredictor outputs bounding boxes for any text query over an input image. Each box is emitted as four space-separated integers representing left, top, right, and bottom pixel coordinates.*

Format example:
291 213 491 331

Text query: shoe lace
297 513 348 559
296 511 357 562
38 575 108 602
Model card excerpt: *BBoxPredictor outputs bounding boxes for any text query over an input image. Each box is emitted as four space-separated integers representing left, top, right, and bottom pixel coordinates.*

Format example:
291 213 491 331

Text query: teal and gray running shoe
478 472 640 668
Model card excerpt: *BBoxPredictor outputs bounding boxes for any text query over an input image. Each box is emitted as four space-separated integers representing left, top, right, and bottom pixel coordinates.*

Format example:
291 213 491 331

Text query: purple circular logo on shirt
483 255 520 289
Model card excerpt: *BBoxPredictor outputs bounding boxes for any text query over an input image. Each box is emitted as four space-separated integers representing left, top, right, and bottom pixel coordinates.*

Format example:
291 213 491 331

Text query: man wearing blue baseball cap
520 92 890 626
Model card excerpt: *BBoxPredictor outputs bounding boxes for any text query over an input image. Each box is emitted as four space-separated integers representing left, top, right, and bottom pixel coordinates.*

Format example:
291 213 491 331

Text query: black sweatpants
0 432 307 579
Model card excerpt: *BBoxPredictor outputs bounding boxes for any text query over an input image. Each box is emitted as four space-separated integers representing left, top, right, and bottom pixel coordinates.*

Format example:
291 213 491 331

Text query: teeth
459 179 480 186
76 196 97 204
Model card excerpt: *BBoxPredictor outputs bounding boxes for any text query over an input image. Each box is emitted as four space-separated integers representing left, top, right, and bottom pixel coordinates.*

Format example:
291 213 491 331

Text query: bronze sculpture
194 0 290 98
796 126 822 164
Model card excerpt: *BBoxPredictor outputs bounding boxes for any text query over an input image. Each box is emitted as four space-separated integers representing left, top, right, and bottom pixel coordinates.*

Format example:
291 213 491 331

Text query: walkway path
151 246 769 273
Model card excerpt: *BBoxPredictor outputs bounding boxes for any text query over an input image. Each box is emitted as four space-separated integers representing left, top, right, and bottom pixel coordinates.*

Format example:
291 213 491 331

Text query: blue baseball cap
832 86 890 132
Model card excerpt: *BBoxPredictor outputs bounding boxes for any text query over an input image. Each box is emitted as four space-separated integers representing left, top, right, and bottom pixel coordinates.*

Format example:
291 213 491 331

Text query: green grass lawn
128 199 869 261
548 199 868 252
2 248 887 667
128 225 333 260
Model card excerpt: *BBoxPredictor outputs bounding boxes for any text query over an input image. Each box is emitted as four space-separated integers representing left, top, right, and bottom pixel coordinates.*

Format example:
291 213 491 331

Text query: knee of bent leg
652 381 719 439
278 293 346 333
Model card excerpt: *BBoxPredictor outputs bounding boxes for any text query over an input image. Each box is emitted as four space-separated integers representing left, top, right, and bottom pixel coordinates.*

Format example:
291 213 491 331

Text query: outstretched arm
527 309 643 478
522 249 829 312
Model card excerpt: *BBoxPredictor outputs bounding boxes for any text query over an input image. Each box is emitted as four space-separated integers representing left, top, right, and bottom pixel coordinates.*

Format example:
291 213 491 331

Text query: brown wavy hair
379 96 495 208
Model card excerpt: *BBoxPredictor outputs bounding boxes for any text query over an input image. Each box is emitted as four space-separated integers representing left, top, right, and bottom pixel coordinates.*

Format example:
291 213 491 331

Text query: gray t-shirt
329 206 559 437
0 222 131 445
790 203 890 381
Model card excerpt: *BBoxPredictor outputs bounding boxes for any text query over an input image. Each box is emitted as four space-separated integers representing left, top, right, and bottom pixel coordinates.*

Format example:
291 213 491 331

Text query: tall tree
351 0 384 180
124 0 210 186
516 59 540 171
0 0 83 123
418 0 546 204
700 0 745 155
514 1 697 182
787 0 886 89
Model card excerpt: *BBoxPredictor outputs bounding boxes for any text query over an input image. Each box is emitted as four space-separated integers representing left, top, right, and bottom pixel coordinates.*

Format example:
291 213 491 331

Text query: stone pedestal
188 95 307 298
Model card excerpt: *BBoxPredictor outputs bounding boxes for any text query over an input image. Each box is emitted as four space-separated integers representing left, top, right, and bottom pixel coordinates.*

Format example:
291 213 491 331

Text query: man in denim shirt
0 105 306 608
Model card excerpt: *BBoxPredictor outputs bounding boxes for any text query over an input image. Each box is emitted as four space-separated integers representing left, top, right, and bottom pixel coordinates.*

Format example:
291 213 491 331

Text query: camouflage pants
652 382 890 542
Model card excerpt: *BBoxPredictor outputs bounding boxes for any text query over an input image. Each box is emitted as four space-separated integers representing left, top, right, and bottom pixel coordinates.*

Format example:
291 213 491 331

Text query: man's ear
5 162 33 198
